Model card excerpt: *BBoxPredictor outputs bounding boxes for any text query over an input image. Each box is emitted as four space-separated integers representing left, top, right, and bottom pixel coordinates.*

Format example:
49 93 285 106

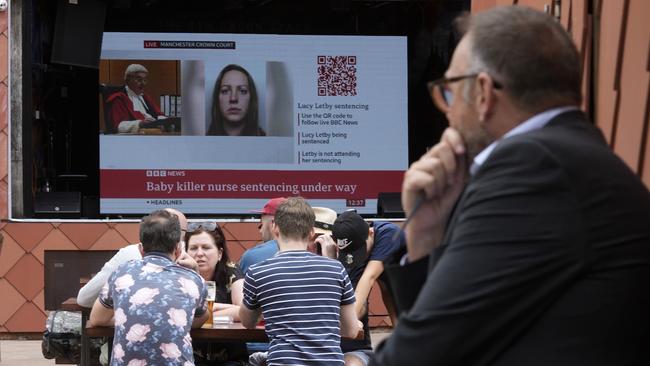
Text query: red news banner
101 170 403 200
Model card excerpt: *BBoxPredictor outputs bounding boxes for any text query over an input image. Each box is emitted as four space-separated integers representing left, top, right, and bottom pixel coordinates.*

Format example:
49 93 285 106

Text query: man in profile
372 6 650 366
105 64 165 133
239 197 287 274
89 210 208 365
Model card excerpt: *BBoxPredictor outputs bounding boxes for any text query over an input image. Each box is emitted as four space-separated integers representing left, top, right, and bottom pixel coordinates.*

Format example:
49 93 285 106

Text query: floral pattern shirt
99 252 207 366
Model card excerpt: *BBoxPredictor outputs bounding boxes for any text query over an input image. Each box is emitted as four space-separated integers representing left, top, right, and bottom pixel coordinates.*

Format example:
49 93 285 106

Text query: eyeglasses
187 221 220 233
427 73 503 113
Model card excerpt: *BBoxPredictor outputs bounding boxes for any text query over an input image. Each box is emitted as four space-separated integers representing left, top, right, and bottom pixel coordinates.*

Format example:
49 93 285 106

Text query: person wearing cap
239 198 288 362
327 211 405 366
308 206 338 255
242 203 338 268
239 197 287 274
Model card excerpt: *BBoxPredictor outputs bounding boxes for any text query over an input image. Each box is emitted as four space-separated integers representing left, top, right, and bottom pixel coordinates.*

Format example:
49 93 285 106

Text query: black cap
332 211 369 270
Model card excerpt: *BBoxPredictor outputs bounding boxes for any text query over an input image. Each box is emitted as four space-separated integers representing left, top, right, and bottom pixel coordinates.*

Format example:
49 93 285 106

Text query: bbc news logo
145 170 186 177
146 170 167 177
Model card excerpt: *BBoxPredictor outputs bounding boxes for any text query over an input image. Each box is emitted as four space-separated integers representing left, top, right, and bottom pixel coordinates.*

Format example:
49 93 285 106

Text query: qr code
317 56 357 96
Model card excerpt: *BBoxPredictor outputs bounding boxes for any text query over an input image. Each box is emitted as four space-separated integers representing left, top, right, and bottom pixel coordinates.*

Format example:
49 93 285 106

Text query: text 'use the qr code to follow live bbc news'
317 56 357 96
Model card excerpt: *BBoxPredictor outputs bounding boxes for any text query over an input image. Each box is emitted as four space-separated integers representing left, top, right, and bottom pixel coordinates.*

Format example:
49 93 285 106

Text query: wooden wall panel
580 12 593 114
571 0 587 58
643 92 650 185
560 0 571 29
594 0 626 144
472 0 499 12
0 9 7 220
518 0 552 11
641 45 650 185
611 0 650 171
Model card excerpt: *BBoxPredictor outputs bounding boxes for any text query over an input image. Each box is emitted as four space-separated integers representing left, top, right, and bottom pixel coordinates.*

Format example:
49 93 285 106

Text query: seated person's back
241 197 358 366
89 210 208 365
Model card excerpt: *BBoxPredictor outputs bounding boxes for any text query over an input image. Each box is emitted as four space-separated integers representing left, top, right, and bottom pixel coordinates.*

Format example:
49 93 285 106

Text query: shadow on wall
266 61 294 137
181 60 206 136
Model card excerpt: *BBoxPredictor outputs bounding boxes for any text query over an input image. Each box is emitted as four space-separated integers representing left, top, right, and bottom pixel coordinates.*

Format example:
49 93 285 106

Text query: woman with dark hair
207 64 266 136
185 222 247 365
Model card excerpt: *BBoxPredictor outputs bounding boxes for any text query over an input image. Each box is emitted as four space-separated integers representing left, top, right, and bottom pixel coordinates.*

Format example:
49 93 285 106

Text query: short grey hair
124 64 148 81
459 6 582 112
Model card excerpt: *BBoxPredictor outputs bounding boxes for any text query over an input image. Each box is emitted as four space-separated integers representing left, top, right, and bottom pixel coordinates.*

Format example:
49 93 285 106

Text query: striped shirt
243 250 356 366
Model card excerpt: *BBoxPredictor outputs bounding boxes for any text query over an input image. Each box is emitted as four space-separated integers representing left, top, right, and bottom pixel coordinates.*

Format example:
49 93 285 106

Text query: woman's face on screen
218 70 251 125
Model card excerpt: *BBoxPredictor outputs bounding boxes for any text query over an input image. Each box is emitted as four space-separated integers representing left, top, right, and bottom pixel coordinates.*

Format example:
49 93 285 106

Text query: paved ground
1 340 57 365
0 329 392 365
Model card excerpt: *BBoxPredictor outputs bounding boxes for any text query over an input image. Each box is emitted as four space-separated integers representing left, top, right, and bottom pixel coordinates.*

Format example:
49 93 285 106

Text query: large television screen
99 32 407 215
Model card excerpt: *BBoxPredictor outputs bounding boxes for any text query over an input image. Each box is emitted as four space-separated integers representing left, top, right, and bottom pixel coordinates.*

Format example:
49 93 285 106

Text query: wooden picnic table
60 296 362 365
85 322 268 341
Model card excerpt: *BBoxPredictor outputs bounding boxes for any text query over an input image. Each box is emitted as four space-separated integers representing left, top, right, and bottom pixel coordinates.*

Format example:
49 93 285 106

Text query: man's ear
475 72 497 122
367 227 375 251
272 222 281 239
138 243 145 257
173 244 181 260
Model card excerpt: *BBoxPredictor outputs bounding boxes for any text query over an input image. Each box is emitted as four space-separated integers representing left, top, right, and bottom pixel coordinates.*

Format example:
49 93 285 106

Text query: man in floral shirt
89 210 209 365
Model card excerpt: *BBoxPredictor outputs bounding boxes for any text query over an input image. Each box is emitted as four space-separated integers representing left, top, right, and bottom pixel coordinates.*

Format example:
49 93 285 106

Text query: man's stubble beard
460 122 494 166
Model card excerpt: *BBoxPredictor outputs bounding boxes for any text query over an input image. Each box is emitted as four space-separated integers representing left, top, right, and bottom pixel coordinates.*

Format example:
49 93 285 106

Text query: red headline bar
100 169 404 199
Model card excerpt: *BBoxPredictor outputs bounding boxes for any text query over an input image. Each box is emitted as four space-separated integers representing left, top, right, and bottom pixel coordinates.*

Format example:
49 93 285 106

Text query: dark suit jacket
372 111 650 366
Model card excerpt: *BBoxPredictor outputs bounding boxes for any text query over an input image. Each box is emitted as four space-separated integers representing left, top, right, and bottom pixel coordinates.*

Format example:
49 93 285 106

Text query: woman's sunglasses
187 221 220 233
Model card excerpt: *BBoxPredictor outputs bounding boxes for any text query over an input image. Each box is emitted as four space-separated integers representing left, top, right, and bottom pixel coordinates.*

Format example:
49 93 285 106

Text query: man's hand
176 252 199 272
402 128 468 261
355 319 364 339
314 234 338 259
137 116 156 127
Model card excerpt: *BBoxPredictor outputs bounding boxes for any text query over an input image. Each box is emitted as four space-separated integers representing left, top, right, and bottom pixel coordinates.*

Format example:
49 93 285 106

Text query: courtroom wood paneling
104 59 179 97
98 59 180 129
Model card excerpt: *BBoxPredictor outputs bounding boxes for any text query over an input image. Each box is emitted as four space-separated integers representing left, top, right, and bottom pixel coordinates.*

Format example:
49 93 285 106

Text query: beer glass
204 280 216 326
